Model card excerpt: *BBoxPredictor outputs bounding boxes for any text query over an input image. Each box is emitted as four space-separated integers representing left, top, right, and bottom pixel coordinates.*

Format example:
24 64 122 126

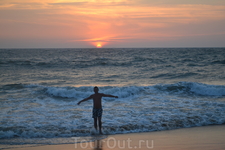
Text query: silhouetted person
77 86 118 134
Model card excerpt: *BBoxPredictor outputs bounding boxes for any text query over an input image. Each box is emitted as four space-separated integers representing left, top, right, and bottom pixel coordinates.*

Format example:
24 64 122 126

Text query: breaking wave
1 82 225 144
42 82 225 99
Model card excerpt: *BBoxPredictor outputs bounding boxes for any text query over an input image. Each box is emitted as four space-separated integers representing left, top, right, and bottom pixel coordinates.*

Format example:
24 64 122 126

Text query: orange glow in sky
0 0 225 48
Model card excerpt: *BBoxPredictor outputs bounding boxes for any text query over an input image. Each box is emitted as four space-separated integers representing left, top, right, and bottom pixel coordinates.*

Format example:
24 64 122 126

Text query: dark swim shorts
92 108 103 118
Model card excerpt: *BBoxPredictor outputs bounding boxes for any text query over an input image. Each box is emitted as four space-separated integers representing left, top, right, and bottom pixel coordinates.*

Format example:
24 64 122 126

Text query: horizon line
1 46 225 49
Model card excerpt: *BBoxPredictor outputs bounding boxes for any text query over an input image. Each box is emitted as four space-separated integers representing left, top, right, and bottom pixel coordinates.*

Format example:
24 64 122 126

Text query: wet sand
1 125 225 150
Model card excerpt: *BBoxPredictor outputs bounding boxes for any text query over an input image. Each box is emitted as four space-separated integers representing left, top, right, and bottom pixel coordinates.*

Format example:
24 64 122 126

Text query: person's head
94 86 99 93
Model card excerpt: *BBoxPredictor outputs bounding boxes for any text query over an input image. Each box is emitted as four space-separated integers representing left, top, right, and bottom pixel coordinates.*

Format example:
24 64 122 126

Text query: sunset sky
0 0 225 48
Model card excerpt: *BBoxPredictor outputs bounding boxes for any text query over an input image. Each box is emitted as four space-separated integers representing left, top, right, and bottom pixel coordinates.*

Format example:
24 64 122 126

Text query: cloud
48 2 88 6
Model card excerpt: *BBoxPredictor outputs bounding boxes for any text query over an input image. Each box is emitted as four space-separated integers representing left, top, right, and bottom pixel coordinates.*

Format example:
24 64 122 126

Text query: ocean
0 48 225 146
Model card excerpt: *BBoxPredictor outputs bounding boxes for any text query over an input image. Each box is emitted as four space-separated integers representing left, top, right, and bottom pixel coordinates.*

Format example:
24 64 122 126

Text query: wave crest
154 82 225 96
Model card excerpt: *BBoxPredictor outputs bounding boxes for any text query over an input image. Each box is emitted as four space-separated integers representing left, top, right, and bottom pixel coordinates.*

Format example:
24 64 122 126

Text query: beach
2 125 224 150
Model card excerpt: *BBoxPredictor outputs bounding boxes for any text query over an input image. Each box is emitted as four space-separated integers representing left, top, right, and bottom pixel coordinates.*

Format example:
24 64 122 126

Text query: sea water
0 48 225 146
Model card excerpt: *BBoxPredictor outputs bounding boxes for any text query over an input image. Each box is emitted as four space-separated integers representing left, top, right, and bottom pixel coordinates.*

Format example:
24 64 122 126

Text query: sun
96 43 102 48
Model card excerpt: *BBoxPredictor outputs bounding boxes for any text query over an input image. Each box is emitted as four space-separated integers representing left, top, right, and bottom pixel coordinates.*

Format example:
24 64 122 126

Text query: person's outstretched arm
102 93 118 98
77 95 92 105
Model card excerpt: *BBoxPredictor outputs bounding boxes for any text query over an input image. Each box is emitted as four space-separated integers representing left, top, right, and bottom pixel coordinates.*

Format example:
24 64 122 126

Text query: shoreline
1 125 225 150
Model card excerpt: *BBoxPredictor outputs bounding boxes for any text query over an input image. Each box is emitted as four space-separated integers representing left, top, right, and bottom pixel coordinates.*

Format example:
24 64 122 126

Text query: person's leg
98 117 102 134
94 118 98 131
